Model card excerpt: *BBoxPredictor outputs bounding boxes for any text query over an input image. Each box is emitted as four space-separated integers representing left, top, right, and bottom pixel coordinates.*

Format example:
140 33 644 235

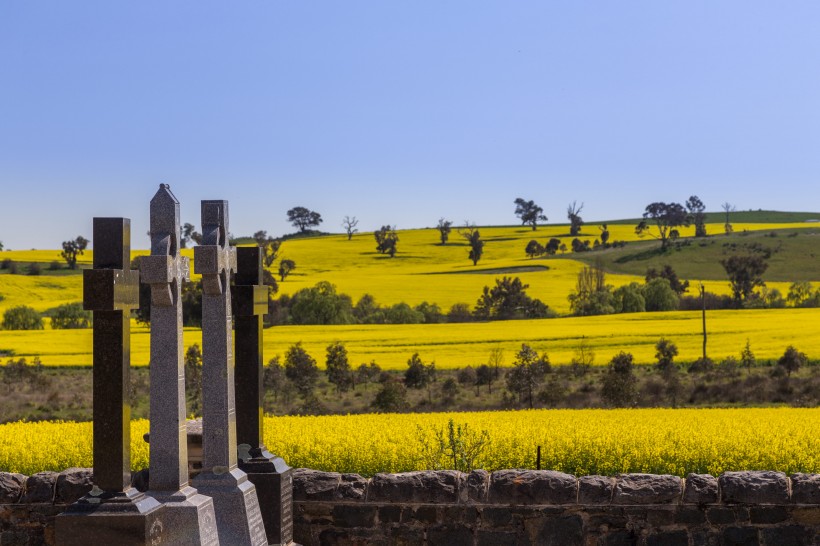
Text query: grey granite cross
234 247 295 545
56 218 164 546
141 184 219 546
192 200 267 546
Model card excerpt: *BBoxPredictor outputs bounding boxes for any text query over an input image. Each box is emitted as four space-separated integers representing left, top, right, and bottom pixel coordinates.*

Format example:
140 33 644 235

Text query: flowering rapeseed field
1 408 817 477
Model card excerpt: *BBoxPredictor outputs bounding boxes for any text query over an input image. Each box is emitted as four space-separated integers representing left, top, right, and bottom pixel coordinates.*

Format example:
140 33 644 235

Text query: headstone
56 218 164 546
192 200 267 546
234 247 295 546
141 185 219 546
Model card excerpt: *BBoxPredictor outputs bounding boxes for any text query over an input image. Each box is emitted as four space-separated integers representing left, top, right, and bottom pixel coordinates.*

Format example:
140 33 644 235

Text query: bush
27 262 41 276
447 303 473 323
2 306 44 330
48 261 62 271
644 278 679 312
372 380 408 412
50 303 92 329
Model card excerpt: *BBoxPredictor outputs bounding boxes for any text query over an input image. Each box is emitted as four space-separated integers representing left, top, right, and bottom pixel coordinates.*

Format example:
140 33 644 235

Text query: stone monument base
239 447 296 546
55 487 164 546
148 485 220 546
193 467 267 546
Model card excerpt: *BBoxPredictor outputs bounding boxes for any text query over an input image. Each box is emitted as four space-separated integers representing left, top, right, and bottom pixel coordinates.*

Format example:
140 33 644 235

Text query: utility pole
700 282 707 360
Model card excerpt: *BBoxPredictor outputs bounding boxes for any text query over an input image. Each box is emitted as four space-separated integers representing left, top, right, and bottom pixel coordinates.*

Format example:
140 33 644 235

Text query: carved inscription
245 492 267 546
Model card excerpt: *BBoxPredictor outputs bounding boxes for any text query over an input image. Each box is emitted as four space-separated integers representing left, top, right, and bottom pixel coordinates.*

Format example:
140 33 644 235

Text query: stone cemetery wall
2 468 819 545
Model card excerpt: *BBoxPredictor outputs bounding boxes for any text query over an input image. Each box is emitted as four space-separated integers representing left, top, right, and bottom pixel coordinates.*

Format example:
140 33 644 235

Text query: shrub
48 261 62 271
371 380 408 412
778 346 807 377
644 278 679 312
50 303 92 329
27 262 41 276
601 352 638 407
2 306 44 330
688 356 715 374
447 303 473 323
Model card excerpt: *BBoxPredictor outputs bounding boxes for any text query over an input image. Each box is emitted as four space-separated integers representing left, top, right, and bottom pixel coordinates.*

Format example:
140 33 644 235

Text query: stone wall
1 468 819 545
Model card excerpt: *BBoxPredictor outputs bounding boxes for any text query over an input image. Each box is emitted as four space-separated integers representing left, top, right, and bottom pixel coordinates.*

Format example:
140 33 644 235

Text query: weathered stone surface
578 475 614 504
427 523 473 546
477 529 519 546
721 526 759 545
683 473 718 504
749 506 789 524
533 514 583 546
719 471 790 504
21 472 57 503
646 530 688 546
0 473 25 503
339 473 368 500
488 470 577 505
368 471 462 503
54 468 93 504
465 469 489 503
612 474 681 504
791 473 820 504
293 469 342 501
332 504 377 528
761 524 813 546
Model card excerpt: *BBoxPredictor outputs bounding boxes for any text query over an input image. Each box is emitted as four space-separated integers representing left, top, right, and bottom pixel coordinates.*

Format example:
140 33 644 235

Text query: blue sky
1 1 819 250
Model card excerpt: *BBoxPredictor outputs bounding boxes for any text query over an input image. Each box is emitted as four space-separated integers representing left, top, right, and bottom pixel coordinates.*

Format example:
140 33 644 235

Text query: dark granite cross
82 218 141 494
234 246 296 545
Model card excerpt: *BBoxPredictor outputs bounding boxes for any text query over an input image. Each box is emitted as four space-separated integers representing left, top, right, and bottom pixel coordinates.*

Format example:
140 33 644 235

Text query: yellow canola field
1 408 817 477
1 308 818 368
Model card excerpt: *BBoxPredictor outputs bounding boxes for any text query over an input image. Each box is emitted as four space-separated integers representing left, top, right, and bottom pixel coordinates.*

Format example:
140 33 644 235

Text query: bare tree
567 201 584 236
342 216 359 240
514 198 547 231
459 223 484 266
721 202 736 234
436 218 453 245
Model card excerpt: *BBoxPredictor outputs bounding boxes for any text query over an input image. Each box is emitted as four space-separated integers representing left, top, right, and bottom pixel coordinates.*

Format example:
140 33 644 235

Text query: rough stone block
0 473 26 504
603 529 640 546
791 473 820 504
721 526 759 546
719 471 790 504
412 506 438 523
488 470 577 505
465 469 489 503
427 523 473 546
612 474 682 504
389 526 424 546
578 475 614 504
683 473 718 504
293 469 342 501
20 472 57 503
368 471 462 503
647 529 688 546
477 529 519 546
533 514 583 546
749 505 789 524
761 524 813 546
339 473 368 500
378 505 402 523
54 468 93 504
792 507 820 526
332 504 377 528
707 506 736 524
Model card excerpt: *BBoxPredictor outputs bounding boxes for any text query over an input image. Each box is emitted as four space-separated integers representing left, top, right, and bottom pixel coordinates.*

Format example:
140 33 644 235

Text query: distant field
1 214 819 368
2 308 819 369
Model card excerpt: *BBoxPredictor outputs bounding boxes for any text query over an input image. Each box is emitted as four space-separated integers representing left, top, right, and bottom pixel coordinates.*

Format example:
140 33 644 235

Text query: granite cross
234 247 295 545
193 200 267 546
141 185 219 546
56 218 163 546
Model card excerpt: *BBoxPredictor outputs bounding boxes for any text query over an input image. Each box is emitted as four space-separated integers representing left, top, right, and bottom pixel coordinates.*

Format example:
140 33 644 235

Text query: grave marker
141 185 219 545
192 200 267 546
234 246 295 545
56 218 164 546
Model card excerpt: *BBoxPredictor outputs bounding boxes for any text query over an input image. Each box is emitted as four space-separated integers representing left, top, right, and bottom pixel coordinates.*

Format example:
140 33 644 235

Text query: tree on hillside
289 281 356 325
325 341 353 393
525 240 543 258
721 254 769 303
253 231 282 268
635 202 689 249
473 276 550 320
544 238 561 255
505 344 550 409
278 259 296 281
646 265 689 295
374 225 398 257
567 201 584 236
514 198 547 230
778 345 806 377
568 262 615 316
686 195 707 237
181 223 197 248
437 218 453 245
460 224 484 266
287 206 323 232
601 352 638 407
0 241 3 251
721 202 735 234
284 342 319 397
599 224 610 245
60 236 89 269
654 338 678 373
341 216 359 240
643 278 680 312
